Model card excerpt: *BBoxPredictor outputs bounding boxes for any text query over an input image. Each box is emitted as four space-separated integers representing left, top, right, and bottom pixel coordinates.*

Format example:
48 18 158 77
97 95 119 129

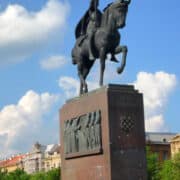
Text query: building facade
44 144 61 172
0 154 26 173
0 143 61 174
23 142 46 174
170 134 180 157
146 132 176 162
23 142 61 174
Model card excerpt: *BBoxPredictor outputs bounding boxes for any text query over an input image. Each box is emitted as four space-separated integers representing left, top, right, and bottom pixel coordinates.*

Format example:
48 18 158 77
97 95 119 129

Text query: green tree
5 169 30 180
158 159 174 180
0 167 61 180
30 171 45 180
173 153 180 179
158 153 180 180
29 168 60 180
146 147 159 180
0 168 7 180
46 168 60 180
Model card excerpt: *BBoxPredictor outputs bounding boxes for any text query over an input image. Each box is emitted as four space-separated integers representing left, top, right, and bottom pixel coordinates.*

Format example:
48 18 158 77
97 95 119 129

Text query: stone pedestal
60 84 147 180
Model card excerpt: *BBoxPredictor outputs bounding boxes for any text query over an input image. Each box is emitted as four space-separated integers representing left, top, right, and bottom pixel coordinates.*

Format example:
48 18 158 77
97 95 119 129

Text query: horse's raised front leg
99 48 107 86
116 45 128 74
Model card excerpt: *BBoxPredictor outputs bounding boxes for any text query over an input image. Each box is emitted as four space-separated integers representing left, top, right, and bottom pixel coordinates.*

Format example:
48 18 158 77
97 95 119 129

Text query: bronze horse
72 0 131 95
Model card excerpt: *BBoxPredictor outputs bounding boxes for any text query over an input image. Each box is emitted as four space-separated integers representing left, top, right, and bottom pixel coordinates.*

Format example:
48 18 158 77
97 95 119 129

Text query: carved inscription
64 110 102 158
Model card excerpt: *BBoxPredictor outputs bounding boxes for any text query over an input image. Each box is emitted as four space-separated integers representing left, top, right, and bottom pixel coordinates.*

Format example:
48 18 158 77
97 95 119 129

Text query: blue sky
0 0 179 158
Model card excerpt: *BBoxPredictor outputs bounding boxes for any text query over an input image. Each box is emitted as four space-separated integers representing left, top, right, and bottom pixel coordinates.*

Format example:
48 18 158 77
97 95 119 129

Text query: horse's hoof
117 68 123 74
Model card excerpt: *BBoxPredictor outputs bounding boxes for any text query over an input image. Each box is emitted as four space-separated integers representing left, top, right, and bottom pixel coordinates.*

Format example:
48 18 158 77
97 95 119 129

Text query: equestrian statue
72 0 131 95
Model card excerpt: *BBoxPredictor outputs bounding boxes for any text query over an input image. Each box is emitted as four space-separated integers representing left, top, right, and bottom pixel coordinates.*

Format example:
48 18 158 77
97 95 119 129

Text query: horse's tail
117 46 127 74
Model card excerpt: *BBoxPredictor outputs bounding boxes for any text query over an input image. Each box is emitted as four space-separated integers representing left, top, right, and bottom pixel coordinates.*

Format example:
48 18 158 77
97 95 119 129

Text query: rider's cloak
75 9 102 39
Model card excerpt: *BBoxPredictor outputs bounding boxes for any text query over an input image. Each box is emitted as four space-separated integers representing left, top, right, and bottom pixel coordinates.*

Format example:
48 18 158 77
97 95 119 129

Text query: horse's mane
103 3 113 12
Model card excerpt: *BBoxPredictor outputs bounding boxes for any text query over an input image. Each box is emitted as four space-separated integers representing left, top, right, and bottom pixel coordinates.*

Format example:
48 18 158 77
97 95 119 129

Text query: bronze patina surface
72 0 131 94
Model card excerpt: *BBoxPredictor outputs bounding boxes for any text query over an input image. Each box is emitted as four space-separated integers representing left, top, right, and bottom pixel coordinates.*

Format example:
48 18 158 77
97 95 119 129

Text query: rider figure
75 0 101 61
75 0 118 62
87 0 101 60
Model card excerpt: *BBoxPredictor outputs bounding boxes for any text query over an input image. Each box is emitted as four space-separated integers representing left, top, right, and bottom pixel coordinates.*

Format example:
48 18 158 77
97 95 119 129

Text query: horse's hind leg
78 64 89 95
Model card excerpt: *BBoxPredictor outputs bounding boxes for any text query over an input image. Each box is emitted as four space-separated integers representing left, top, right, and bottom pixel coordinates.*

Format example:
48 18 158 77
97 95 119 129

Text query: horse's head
107 0 131 29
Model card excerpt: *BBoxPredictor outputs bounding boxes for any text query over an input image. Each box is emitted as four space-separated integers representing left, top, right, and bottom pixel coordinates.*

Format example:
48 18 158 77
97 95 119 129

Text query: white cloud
40 55 67 70
58 71 177 132
134 71 177 132
58 76 98 99
58 76 79 98
145 115 167 132
0 90 59 157
0 0 69 66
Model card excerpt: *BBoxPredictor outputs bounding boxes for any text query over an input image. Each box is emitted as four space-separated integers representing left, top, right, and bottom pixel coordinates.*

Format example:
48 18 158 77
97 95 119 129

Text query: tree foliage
30 168 60 180
0 168 8 180
0 169 30 180
0 168 60 180
46 168 60 180
146 147 159 180
158 153 180 180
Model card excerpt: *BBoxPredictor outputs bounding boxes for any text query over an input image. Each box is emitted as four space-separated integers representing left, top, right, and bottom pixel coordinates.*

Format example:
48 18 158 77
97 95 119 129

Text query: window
163 138 166 142
163 151 168 160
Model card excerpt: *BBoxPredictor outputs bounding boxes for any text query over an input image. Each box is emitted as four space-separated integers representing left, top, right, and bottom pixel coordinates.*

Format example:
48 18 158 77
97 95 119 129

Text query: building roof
0 154 27 168
46 144 55 152
45 144 60 154
146 132 177 144
0 160 6 167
